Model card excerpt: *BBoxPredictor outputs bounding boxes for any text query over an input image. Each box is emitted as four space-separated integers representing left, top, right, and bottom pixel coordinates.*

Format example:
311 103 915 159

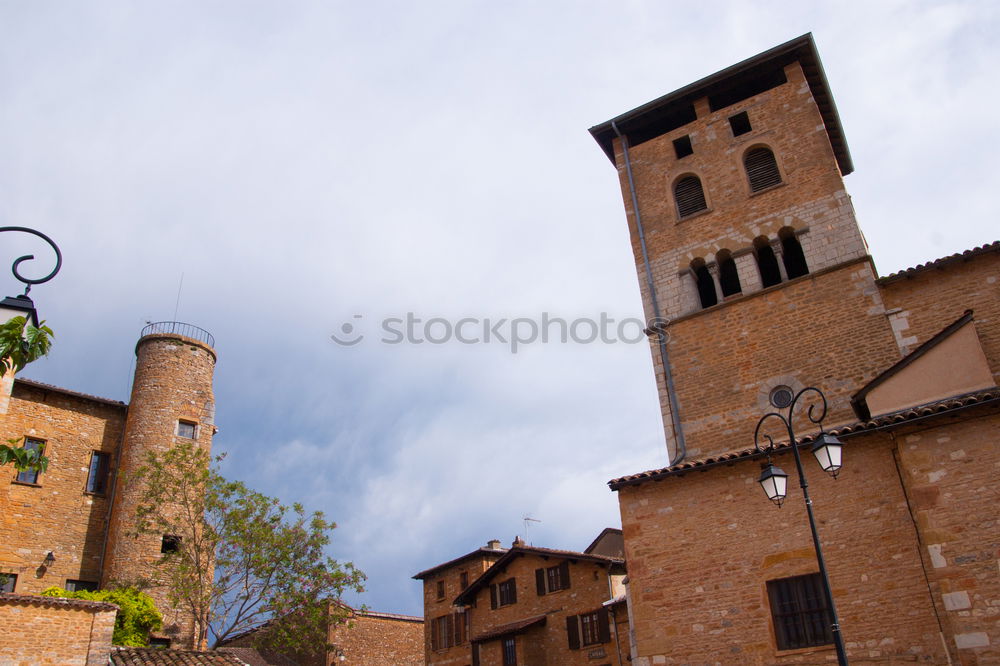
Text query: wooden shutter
674 176 707 218
535 568 546 596
744 147 782 192
597 607 611 644
559 561 570 590
490 584 498 609
431 617 439 650
566 615 580 650
509 579 517 604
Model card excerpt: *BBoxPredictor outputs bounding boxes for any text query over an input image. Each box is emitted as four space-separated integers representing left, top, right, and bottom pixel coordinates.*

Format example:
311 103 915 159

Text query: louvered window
767 574 833 650
745 147 782 192
674 176 708 218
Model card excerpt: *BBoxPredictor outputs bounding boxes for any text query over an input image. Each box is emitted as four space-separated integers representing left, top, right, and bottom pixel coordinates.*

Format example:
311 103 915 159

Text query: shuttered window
744 147 782 192
536 561 571 595
567 607 612 649
492 578 517 608
767 574 833 650
674 176 708 218
502 637 517 665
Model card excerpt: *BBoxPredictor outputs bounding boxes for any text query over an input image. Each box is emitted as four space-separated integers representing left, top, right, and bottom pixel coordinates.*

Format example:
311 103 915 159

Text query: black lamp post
753 386 848 666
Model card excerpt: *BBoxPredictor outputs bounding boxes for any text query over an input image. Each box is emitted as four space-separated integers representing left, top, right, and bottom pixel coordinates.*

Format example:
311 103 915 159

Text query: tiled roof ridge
358 609 424 622
0 591 118 612
608 387 1000 490
879 241 1000 283
511 544 624 563
111 647 248 665
412 545 508 579
14 376 127 407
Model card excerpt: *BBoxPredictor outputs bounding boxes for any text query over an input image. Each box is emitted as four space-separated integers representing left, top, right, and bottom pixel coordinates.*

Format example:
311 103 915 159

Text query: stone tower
590 34 899 462
101 322 217 648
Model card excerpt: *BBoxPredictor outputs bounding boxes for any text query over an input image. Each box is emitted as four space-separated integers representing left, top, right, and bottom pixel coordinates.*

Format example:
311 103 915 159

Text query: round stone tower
101 322 217 648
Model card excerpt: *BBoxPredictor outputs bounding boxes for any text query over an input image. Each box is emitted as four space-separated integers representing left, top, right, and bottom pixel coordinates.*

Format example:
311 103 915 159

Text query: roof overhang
588 33 853 176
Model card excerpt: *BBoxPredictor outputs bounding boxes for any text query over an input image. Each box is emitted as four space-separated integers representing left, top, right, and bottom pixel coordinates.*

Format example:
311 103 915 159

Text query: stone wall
0 593 117 666
0 381 125 595
332 611 424 665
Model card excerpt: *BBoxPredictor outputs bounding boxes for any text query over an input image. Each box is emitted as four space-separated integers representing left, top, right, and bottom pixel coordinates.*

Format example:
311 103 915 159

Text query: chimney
487 539 502 550
512 536 526 547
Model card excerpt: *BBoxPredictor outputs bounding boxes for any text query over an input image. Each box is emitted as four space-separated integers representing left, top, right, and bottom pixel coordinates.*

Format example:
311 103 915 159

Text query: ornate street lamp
753 386 848 666
0 226 62 324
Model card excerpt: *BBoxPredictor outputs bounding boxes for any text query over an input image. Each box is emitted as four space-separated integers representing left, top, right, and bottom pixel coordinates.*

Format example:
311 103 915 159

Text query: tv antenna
523 516 541 545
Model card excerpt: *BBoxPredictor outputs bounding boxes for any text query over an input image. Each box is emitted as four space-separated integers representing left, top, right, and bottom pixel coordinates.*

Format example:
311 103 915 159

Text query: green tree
131 442 366 651
41 586 163 646
0 315 53 473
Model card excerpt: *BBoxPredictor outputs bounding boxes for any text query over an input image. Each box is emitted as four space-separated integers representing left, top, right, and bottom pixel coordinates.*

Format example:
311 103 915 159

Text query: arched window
674 175 708 218
754 237 782 288
691 259 717 309
716 250 741 297
779 228 809 279
744 147 782 193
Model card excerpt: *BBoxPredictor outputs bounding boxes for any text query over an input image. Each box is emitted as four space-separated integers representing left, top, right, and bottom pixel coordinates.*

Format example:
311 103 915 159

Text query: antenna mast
523 515 541 545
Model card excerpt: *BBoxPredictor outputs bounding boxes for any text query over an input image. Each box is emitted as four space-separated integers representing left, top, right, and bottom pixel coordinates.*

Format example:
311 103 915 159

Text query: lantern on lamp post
753 386 848 665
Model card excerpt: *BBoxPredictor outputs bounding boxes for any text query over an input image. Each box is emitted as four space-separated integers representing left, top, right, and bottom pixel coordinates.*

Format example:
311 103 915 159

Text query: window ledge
749 181 786 197
83 491 107 498
774 644 834 658
676 207 713 224
10 480 41 488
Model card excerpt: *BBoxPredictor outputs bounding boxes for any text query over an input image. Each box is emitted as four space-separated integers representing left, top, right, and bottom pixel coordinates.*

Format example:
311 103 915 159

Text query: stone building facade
0 592 118 666
0 322 218 649
415 532 629 666
591 34 1000 665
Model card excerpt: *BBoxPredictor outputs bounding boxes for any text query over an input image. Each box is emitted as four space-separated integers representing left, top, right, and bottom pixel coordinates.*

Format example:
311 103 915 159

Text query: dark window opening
729 111 752 136
160 535 182 554
432 613 465 650
673 135 693 159
625 104 698 149
0 573 16 593
177 420 197 439
745 147 782 192
769 386 794 409
754 239 782 288
502 637 517 666
148 638 171 649
15 438 45 485
498 578 516 606
674 176 708 218
459 571 469 590
436 580 445 600
65 579 99 592
709 67 788 112
767 573 834 650
780 229 809 279
693 261 717 309
717 252 742 297
86 451 110 494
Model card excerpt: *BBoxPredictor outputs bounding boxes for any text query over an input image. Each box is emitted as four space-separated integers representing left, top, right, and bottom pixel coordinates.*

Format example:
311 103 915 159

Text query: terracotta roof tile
0 592 118 612
472 614 547 643
608 388 1000 490
111 648 249 665
14 377 126 408
879 241 1000 283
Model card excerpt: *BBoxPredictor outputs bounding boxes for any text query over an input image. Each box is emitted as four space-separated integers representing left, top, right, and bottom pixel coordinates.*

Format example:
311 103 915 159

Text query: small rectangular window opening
436 580 445 600
161 535 182 554
673 135 693 159
729 111 752 137
15 438 45 485
65 579 99 592
0 573 16 593
177 421 197 439
86 452 111 494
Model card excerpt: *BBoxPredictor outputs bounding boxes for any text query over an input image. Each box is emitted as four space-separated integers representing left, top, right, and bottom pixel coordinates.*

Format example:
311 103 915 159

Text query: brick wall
663 261 899 460
0 382 125 595
617 429 952 665
332 611 424 665
467 552 625 666
421 551 502 665
102 333 217 648
0 593 117 666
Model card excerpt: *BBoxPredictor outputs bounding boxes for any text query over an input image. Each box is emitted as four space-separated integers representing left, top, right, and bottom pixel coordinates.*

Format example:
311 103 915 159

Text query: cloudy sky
2 1 997 617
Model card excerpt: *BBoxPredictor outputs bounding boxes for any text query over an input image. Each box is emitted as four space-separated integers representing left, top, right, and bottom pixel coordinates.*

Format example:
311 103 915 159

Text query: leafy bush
41 586 163 646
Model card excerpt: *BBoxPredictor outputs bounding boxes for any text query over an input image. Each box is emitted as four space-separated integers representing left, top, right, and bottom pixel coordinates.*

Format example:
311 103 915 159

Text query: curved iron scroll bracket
0 227 62 294
753 386 829 456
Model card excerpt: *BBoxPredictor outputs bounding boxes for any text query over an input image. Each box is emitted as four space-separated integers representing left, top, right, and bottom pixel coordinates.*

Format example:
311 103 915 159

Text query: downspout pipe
611 121 687 466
